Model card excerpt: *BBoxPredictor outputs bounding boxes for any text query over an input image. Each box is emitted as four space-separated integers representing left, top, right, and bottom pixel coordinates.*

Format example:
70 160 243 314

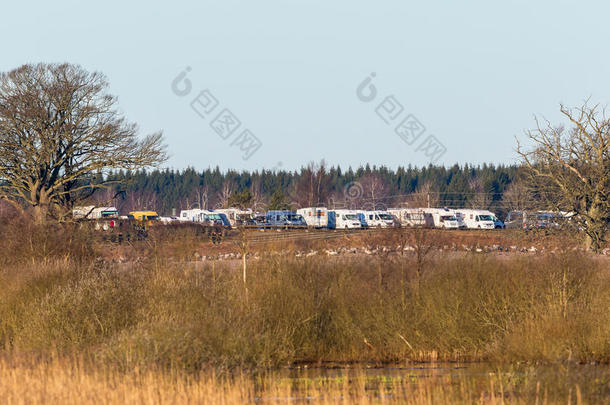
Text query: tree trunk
33 205 47 225
32 188 51 225
585 202 606 252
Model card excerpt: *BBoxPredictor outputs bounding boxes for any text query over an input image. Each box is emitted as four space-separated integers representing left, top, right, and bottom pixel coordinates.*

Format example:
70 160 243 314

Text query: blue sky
2 0 608 171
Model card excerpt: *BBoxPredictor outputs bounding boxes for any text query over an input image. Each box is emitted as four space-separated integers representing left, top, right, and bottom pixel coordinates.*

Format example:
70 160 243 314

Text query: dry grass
0 251 608 370
0 220 609 403
0 356 607 404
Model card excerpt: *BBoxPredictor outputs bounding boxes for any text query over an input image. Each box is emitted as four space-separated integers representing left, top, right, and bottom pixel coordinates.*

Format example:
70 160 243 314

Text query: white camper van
179 209 211 222
357 210 395 228
328 210 361 229
296 207 329 228
455 209 499 229
423 208 460 229
387 208 434 227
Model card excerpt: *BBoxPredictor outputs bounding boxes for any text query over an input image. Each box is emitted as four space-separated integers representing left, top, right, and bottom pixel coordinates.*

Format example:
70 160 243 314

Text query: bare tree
359 173 389 210
468 176 492 209
192 184 209 210
517 101 609 251
0 63 167 222
292 160 329 208
215 180 235 208
405 181 439 208
123 188 160 213
501 177 534 212
249 178 266 212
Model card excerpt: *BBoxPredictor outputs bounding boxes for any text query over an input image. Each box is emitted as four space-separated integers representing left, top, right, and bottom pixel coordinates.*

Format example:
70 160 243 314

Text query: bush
0 248 608 371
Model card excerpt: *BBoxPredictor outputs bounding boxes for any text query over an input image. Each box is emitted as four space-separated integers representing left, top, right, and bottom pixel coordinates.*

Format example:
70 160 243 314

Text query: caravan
328 210 361 229
179 209 207 222
357 210 396 228
387 208 434 227
296 207 329 228
423 208 460 229
455 209 501 229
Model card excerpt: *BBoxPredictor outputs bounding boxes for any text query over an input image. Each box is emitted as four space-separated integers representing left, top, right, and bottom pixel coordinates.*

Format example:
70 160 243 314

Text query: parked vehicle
214 208 253 226
265 210 307 228
73 206 119 220
177 209 230 228
251 213 267 227
296 207 329 228
203 212 231 228
128 211 160 229
357 210 396 228
493 217 505 229
455 209 500 229
179 209 206 222
388 208 428 227
328 210 361 229
423 208 460 229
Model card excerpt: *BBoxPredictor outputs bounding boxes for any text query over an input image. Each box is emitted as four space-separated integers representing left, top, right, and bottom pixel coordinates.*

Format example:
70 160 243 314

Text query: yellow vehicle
128 211 160 229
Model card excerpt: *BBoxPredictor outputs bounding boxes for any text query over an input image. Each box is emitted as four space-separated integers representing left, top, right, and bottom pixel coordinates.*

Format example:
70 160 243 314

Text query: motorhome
328 210 361 229
423 208 460 229
265 210 307 228
214 208 253 226
296 207 329 228
387 208 434 227
357 210 395 228
179 209 207 222
455 209 500 229
73 206 119 220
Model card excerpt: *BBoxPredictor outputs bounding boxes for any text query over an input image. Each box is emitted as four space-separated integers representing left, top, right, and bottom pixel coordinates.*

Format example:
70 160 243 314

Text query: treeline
94 163 530 218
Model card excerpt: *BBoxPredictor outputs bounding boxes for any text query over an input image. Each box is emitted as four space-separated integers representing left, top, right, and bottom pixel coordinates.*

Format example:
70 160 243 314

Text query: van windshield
344 214 358 220
286 214 303 221
441 215 456 221
478 215 494 221
378 214 393 220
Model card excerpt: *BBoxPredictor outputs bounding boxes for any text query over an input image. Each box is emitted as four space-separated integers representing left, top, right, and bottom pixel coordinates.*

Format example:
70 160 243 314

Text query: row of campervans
73 205 504 230
296 207 505 230
389 208 504 229
296 208 395 229
179 208 307 228
75 205 572 231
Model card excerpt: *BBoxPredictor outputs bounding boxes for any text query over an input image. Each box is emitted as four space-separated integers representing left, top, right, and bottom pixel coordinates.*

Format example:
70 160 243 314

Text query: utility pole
427 193 430 208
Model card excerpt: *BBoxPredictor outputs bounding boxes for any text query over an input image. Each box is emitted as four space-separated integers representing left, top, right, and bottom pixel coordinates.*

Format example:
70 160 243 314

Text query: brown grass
0 220 608 403
0 250 608 370
0 356 607 404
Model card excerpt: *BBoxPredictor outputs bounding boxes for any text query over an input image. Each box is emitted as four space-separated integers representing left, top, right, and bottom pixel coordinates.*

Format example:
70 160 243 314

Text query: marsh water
255 362 610 403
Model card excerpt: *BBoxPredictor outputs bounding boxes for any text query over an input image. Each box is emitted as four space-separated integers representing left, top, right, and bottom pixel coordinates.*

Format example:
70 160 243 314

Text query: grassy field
0 219 608 403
